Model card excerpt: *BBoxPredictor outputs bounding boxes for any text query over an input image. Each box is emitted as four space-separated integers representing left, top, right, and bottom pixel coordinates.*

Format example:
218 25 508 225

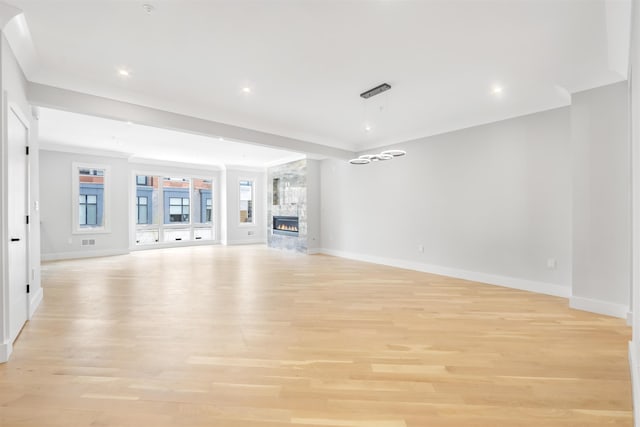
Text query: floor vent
81 239 96 246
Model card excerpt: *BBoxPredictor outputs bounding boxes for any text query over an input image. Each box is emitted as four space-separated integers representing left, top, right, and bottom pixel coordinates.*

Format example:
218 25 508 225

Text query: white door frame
0 92 31 362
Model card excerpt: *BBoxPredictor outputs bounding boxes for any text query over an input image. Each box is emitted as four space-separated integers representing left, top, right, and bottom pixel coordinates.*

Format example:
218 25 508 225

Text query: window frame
72 162 110 234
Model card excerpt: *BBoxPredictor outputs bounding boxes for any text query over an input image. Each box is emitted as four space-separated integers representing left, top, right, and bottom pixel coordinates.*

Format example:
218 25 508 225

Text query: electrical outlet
418 244 424 253
546 258 557 269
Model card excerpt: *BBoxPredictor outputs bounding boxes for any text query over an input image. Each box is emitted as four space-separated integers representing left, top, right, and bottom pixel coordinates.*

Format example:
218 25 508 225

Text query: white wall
27 109 40 316
321 107 572 297
39 150 129 260
0 32 40 362
223 168 267 244
571 81 631 317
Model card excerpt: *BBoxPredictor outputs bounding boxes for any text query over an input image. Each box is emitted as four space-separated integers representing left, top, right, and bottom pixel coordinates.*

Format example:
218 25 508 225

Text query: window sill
72 228 111 235
135 224 158 229
163 223 194 229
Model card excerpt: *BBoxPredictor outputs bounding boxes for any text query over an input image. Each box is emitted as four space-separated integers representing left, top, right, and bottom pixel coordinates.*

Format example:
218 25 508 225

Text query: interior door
8 106 28 342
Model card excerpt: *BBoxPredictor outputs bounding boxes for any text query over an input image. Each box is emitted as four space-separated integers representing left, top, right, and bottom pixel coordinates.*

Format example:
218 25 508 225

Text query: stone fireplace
267 159 319 253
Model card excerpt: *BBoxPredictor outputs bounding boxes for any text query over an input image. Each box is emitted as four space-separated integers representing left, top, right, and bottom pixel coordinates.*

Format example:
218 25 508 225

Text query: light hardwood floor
0 245 633 426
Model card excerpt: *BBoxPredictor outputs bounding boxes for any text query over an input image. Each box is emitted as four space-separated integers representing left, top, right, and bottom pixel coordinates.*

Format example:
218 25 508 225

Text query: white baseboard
225 239 267 245
41 249 129 261
130 240 220 251
267 245 313 254
0 340 12 363
318 248 570 298
629 342 640 426
28 287 43 319
570 296 629 319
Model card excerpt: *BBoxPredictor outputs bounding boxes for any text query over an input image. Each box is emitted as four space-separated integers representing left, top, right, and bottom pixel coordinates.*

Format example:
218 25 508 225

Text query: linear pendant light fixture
359 82 391 134
349 149 406 165
351 82 404 164
360 83 391 99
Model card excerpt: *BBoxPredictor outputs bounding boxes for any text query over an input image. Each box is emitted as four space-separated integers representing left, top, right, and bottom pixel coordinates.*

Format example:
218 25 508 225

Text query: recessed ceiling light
364 124 372 133
492 85 503 95
142 4 155 14
242 87 251 94
118 69 130 77
219 137 224 141
125 121 133 125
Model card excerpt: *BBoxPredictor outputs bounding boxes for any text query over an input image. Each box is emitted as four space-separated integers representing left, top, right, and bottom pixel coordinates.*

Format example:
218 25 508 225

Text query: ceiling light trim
28 82 356 160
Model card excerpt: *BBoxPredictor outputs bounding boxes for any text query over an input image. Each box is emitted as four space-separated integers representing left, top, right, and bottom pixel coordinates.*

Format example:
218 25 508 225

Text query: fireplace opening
273 216 299 235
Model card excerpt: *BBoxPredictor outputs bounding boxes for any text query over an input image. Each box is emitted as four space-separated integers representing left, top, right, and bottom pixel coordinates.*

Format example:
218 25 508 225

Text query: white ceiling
3 0 631 153
38 107 305 168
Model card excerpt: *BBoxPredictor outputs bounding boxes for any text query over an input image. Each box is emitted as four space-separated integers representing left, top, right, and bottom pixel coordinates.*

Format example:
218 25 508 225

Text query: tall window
193 179 212 225
169 197 190 223
206 199 212 222
239 180 254 224
135 175 159 244
136 196 148 224
79 194 98 226
73 164 108 232
163 177 191 225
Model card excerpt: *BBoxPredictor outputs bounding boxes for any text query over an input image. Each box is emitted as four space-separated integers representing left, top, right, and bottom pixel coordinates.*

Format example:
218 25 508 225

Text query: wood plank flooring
0 245 632 426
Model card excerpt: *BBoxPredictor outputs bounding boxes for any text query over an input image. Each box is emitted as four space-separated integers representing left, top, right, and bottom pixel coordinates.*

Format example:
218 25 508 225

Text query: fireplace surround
273 216 299 235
